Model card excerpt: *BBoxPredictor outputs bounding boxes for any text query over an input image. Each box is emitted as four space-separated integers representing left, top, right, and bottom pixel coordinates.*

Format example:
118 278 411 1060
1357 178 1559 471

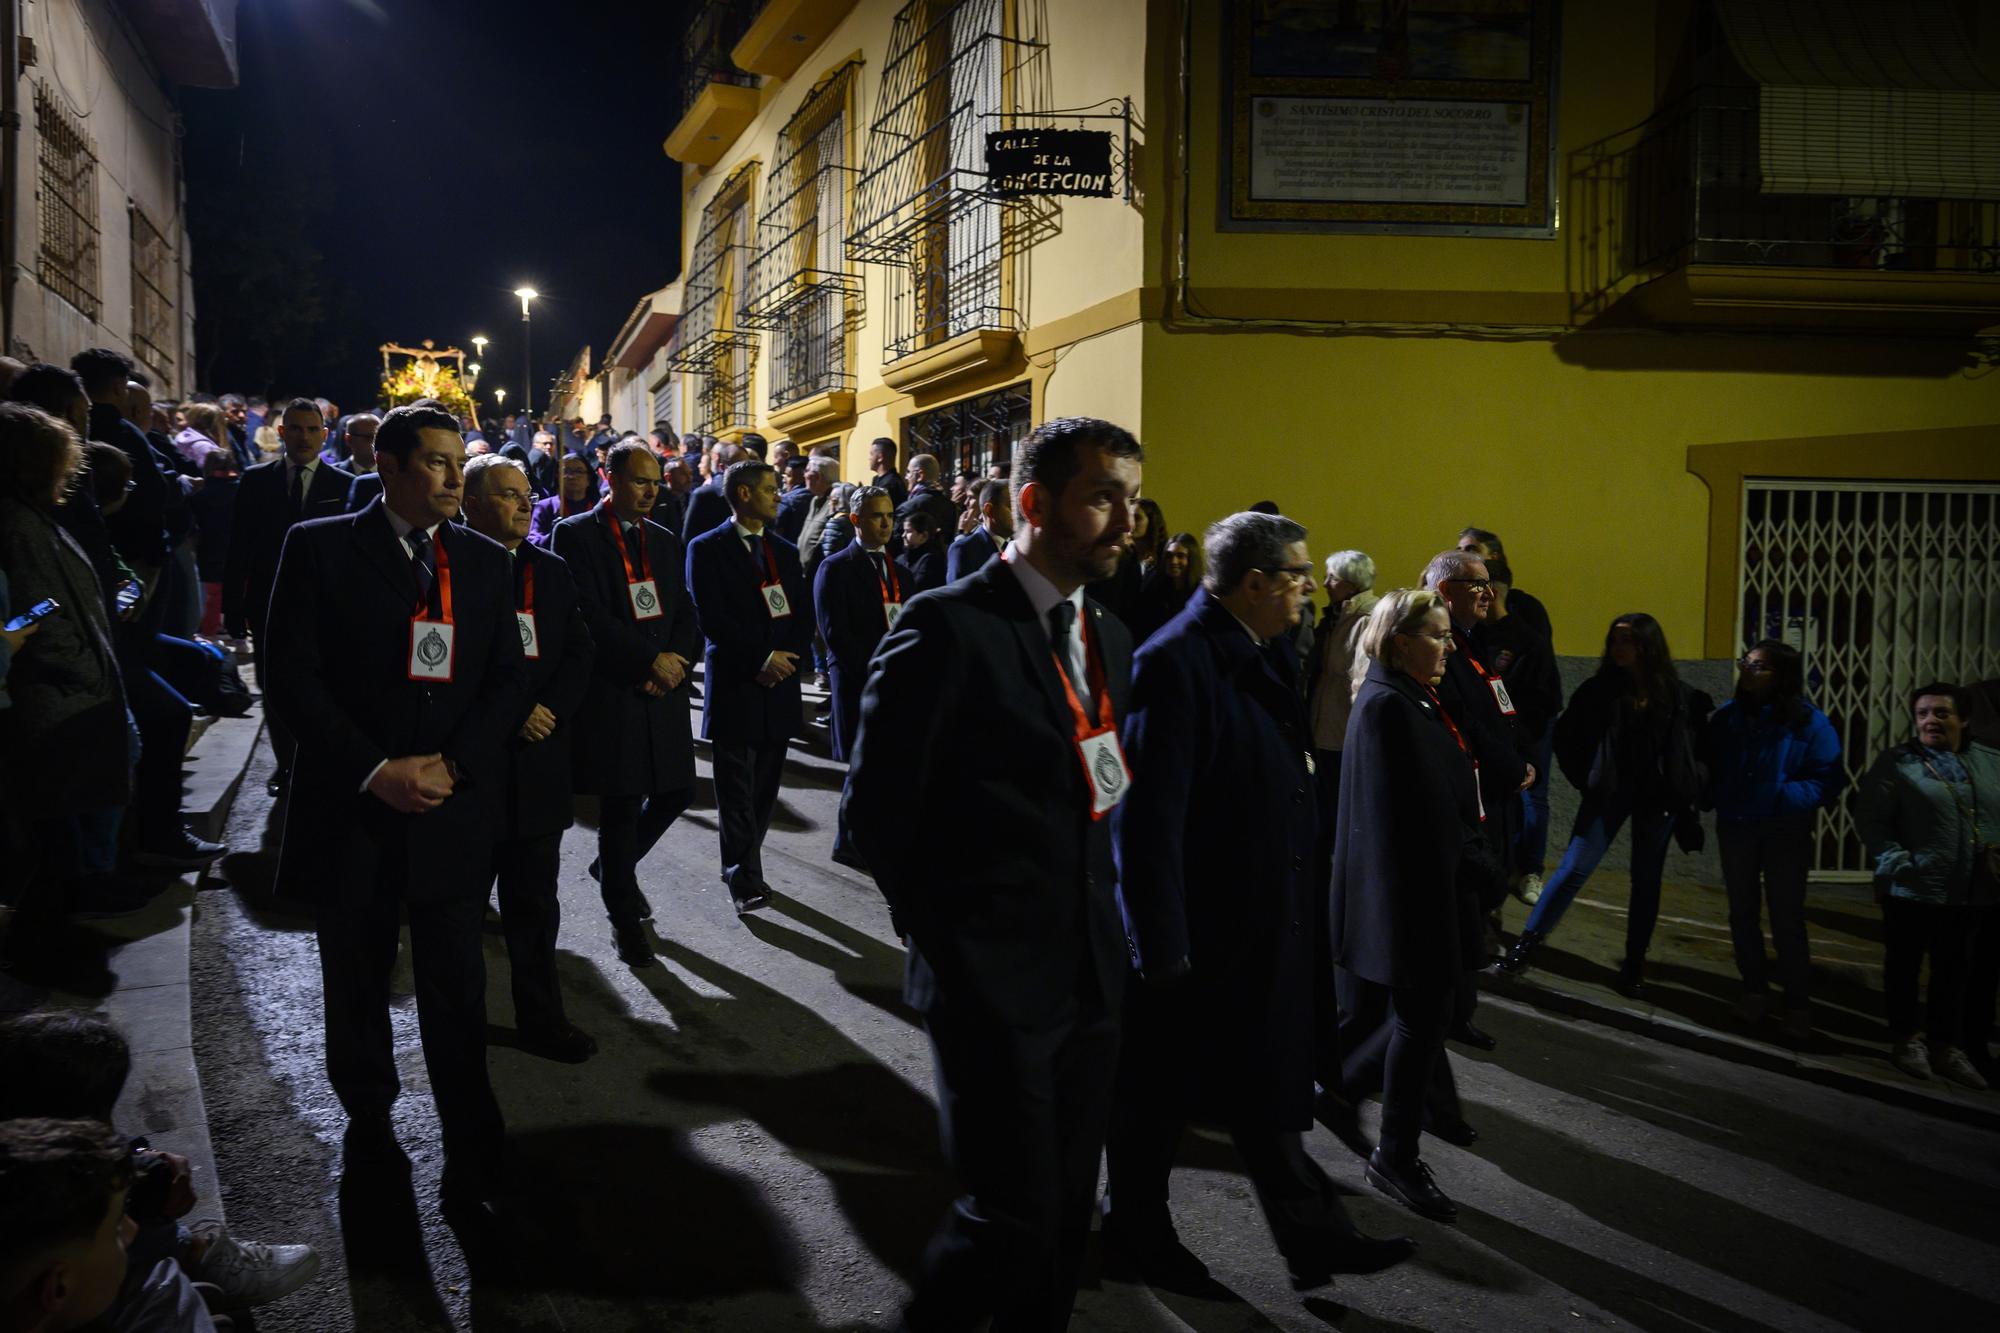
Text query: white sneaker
1933 1045 1991 1091
1517 873 1543 906
1891 1036 1932 1080
189 1221 321 1308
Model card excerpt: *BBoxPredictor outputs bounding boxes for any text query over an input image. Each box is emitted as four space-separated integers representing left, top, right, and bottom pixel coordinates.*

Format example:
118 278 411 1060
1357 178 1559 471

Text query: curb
1486 977 2000 1133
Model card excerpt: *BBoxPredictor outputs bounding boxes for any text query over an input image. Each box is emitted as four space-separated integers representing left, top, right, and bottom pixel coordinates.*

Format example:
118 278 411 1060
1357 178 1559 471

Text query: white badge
763 583 793 619
1077 728 1133 819
517 611 541 659
408 617 456 682
1488 676 1517 716
627 578 664 621
1305 751 1316 775
883 601 903 630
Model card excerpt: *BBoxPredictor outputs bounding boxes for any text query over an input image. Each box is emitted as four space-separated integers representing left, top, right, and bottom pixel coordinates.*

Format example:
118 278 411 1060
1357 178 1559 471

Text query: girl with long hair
1497 613 1711 993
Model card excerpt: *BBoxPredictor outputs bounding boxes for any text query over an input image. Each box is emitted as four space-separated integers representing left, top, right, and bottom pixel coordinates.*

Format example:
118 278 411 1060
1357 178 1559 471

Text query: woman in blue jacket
1706 639 1845 1042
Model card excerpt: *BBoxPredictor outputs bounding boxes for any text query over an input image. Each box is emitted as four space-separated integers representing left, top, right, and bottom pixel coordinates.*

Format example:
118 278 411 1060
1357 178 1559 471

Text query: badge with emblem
406 616 456 681
517 610 540 659
626 577 664 621
763 582 792 619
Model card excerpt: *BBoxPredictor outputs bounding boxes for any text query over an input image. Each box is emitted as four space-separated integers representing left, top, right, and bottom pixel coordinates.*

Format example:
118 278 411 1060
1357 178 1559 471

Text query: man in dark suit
554 442 702 966
222 398 355 791
686 459 810 913
845 416 1142 1332
462 454 598 1062
867 435 907 509
1422 548 1530 1055
262 403 525 1216
946 479 1012 582
1108 513 1413 1292
500 426 559 498
896 452 958 539
346 470 383 513
679 440 742 544
812 485 898 866
774 457 812 542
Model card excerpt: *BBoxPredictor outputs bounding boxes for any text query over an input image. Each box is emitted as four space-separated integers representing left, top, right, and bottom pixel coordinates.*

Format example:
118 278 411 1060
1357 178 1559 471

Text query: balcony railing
1570 87 2000 322
681 0 758 121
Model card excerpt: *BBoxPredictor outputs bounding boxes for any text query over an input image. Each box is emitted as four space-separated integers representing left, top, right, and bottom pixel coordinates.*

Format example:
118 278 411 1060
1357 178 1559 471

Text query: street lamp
513 287 539 418
493 387 506 411
467 361 482 386
471 334 489 361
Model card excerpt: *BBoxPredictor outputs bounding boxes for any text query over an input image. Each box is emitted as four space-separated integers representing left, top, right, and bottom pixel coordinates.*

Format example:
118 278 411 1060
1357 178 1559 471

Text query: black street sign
985 128 1116 199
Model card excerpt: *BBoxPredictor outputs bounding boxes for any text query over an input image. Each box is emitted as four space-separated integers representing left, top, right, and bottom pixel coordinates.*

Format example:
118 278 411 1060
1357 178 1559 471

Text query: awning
1712 0 2000 198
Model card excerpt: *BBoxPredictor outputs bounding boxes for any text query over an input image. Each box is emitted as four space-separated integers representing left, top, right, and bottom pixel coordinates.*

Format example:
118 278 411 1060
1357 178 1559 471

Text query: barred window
35 84 100 320
746 64 862 412
130 206 175 384
903 381 1030 479
671 164 760 436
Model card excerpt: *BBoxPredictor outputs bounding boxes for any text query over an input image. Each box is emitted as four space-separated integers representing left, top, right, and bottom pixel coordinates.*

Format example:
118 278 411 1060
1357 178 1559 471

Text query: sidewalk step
183 712 261 844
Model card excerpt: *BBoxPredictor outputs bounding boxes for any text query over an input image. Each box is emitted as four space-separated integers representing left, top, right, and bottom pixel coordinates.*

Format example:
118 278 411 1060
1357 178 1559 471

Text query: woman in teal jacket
1705 640 1845 1042
1855 681 2000 1090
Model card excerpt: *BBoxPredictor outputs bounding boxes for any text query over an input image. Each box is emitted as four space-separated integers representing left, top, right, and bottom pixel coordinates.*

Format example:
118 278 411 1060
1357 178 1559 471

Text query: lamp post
467 361 482 387
494 387 506 411
471 334 489 362
513 287 538 419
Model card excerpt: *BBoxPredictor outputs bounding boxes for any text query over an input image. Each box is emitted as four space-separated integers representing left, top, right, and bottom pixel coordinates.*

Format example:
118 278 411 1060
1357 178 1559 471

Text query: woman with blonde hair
172 400 227 469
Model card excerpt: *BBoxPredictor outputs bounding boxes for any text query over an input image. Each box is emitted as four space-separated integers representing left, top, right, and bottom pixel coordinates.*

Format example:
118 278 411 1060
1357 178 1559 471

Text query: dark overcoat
551 505 700 797
1114 590 1318 1128
685 524 811 747
497 541 595 833
221 456 354 635
680 479 732 545
813 540 901 764
843 556 1132 1028
264 499 526 904
945 526 1002 583
1331 660 1483 988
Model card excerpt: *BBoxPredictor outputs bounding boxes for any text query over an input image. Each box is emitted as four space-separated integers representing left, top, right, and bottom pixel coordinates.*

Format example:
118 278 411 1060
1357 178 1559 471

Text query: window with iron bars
674 168 760 435
130 205 174 385
902 381 1030 480
35 84 100 320
680 0 758 121
849 0 1023 362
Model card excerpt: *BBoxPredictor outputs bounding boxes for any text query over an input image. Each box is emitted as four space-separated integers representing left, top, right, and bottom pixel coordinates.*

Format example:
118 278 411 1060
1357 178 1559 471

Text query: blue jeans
1515 726 1555 875
1524 795 1677 963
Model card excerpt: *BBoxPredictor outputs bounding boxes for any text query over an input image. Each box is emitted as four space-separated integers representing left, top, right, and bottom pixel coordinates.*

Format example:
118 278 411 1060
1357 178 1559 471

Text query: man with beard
946 479 1013 583
845 416 1141 1332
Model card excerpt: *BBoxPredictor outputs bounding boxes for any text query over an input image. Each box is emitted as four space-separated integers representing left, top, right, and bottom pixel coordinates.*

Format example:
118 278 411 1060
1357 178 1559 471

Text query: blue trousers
1523 795 1677 963
1515 726 1555 876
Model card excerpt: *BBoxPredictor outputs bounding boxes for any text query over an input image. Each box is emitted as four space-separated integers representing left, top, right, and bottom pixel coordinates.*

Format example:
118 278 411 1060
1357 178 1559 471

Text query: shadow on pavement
745 890 916 1026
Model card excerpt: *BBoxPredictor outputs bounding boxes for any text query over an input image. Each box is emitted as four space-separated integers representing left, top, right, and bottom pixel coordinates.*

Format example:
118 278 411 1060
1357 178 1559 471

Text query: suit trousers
903 980 1119 1333
250 628 297 777
711 742 786 898
596 789 694 925
316 853 503 1166
490 830 568 1033
1333 969 1452 1166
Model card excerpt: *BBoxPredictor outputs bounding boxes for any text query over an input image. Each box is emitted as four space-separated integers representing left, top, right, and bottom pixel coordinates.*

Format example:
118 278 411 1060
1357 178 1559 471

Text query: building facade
557 0 2000 879
2 0 237 393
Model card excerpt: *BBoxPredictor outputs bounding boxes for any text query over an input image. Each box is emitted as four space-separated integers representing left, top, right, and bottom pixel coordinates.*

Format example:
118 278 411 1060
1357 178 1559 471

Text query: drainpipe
1 0 21 356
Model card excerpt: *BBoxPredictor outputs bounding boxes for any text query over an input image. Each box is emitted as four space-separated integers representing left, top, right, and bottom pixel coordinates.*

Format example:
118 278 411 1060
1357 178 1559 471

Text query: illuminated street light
513 286 539 416
471 334 489 360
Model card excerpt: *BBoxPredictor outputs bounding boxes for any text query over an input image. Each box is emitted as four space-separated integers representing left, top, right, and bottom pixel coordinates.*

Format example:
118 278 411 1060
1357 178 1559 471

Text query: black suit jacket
685 524 811 747
501 442 560 498
221 456 355 635
1436 624 1530 818
680 479 732 545
812 542 901 764
895 545 944 596
500 542 595 835
346 471 383 514
844 557 1133 1028
263 499 526 904
88 405 172 567
552 506 701 796
945 527 1001 583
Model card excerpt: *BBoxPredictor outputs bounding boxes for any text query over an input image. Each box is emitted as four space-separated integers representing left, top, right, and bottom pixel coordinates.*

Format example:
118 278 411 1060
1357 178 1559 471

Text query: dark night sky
181 0 688 414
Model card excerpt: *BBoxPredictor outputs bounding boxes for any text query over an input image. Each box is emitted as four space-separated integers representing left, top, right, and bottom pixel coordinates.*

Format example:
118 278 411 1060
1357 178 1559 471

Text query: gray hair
849 484 892 516
1359 588 1448 670
1202 511 1308 594
1325 549 1375 590
806 454 839 482
1421 548 1485 591
462 452 526 498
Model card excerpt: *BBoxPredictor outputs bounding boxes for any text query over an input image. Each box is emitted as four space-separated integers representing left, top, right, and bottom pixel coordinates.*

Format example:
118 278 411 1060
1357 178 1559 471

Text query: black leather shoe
519 1021 598 1063
612 921 656 969
1447 1021 1497 1052
732 888 771 915
266 769 289 798
830 847 869 872
1101 1222 1218 1296
1612 959 1647 999
1366 1150 1458 1223
1313 1088 1373 1160
1493 928 1544 976
130 826 227 872
1427 1118 1480 1148
1286 1230 1418 1289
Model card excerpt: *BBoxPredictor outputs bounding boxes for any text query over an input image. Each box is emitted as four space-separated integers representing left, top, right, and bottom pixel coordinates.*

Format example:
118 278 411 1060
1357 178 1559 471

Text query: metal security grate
902 380 1030 478
1739 481 2000 878
35 84 100 320
671 165 759 377
680 0 758 120
694 342 757 437
130 205 175 384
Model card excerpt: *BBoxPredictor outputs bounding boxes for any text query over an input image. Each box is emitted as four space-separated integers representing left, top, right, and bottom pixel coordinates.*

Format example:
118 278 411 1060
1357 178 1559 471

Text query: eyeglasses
1442 577 1492 592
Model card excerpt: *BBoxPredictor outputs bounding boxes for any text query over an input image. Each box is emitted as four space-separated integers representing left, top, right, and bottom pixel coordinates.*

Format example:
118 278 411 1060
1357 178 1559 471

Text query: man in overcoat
812 485 899 867
463 455 598 1060
553 441 701 966
263 403 525 1216
686 459 811 912
1109 512 1413 1292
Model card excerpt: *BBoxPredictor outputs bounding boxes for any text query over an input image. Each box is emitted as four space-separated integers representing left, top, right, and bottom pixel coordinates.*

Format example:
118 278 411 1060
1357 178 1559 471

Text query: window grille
1738 481 2000 878
669 164 759 378
742 64 862 410
681 0 758 120
130 205 174 384
902 381 1030 479
848 0 1036 360
35 84 100 320
694 342 758 437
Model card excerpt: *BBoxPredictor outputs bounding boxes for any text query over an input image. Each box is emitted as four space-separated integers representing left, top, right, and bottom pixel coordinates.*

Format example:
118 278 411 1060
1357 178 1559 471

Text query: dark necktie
288 464 305 516
626 523 645 573
407 531 434 601
746 532 764 571
1047 601 1078 693
870 551 888 586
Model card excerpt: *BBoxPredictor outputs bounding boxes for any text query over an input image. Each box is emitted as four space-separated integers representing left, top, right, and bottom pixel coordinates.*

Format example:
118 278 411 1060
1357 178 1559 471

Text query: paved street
194 729 2000 1333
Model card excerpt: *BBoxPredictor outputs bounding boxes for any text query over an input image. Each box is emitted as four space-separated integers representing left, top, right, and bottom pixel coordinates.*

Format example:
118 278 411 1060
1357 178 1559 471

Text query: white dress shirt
1002 541 1089 691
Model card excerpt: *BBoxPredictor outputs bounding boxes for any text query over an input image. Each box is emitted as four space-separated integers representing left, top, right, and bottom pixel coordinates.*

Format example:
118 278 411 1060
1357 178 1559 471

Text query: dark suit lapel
353 498 419 604
987 561 1074 733
306 463 347 510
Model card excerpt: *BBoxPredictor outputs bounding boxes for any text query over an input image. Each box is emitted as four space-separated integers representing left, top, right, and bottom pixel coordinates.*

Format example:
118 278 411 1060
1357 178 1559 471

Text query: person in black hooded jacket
1496 613 1710 994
